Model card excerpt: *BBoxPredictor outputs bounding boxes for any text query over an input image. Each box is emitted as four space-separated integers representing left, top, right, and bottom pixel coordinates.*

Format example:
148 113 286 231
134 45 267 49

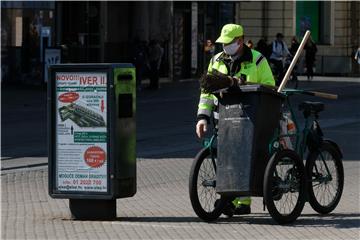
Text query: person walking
269 33 291 86
288 36 300 85
204 39 215 69
289 36 300 56
246 39 254 49
146 39 163 90
304 37 317 81
196 23 275 216
255 38 269 60
132 38 148 91
354 46 360 64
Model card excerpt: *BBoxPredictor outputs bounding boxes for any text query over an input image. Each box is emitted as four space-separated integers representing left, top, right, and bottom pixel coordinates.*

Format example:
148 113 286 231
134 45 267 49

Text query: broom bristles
200 71 233 93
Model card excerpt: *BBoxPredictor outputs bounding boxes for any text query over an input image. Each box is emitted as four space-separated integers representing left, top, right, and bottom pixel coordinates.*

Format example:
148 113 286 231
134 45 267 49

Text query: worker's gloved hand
196 119 208 139
232 76 246 86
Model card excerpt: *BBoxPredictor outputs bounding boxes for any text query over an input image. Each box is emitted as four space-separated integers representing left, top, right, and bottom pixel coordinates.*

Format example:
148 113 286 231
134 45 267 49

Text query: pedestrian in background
354 46 360 64
204 39 215 67
289 36 299 56
255 38 270 60
246 40 254 49
304 37 317 81
132 37 148 91
287 36 300 85
146 39 163 90
269 33 291 86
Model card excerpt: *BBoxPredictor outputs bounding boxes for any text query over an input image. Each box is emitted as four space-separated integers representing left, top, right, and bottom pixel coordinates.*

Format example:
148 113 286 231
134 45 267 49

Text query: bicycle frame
269 89 317 160
203 130 217 150
202 88 336 181
202 130 218 170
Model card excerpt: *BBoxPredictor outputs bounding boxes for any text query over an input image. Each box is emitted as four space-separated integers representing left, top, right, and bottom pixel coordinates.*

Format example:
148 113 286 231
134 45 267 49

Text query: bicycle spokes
272 158 301 215
311 151 339 207
197 157 218 212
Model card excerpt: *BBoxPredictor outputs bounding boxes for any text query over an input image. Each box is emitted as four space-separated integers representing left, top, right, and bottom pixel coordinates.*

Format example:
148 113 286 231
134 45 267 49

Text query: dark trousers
135 64 144 89
306 60 314 79
270 59 284 86
149 61 159 89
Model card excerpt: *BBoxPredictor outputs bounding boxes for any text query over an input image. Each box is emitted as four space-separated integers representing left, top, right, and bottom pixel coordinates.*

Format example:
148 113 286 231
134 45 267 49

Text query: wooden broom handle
278 30 311 92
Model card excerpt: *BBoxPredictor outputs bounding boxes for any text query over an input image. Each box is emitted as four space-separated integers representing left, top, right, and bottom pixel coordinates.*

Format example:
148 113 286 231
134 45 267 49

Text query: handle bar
301 90 338 100
283 89 338 100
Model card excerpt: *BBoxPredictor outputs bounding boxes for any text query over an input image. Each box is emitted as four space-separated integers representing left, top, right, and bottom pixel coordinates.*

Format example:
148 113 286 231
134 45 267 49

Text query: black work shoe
214 199 234 218
233 204 251 215
222 201 234 218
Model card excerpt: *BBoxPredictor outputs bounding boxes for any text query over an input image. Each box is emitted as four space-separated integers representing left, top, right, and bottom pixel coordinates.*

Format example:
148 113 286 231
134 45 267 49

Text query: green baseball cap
215 24 244 44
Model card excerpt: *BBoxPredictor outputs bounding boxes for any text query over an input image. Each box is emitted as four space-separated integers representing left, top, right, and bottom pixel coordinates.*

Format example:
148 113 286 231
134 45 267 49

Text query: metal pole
277 30 311 93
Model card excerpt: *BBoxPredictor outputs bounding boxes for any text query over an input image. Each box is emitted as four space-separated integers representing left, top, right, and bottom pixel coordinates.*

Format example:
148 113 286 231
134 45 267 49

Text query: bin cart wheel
306 141 344 214
263 149 306 224
189 147 227 222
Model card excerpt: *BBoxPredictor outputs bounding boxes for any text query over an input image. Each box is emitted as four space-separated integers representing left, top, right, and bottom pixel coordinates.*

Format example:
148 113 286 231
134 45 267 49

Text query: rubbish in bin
279 111 296 150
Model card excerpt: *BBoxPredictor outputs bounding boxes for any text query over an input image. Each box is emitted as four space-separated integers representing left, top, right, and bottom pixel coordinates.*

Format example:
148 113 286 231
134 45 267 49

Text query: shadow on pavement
67 212 360 229
214 212 360 229
116 216 203 223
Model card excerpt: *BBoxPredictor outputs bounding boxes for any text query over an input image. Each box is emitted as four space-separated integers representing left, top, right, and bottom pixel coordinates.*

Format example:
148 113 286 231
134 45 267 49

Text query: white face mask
223 41 239 56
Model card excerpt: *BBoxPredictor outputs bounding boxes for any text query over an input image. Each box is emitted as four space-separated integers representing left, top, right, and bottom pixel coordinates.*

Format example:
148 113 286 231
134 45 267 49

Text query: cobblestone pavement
1 158 359 240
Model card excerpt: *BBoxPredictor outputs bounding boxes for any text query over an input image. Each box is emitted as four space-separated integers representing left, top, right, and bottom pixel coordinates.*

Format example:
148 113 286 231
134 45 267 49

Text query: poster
55 72 108 192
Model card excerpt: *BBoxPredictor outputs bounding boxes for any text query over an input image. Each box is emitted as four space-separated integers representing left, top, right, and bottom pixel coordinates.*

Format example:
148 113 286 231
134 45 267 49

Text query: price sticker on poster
55 72 108 193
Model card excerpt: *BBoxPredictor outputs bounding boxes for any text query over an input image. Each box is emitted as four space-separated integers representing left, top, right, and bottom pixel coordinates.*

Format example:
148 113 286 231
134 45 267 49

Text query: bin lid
214 84 285 98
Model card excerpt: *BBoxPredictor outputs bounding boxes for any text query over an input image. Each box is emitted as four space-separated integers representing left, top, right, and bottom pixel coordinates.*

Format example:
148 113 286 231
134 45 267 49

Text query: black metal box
216 85 283 196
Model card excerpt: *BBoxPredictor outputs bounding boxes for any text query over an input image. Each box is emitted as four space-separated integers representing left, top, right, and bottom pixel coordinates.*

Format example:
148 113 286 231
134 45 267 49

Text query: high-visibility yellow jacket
197 45 275 122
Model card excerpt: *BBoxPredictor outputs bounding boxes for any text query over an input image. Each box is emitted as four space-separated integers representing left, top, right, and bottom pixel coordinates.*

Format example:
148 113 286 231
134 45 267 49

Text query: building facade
1 1 56 84
1 1 359 85
235 1 360 75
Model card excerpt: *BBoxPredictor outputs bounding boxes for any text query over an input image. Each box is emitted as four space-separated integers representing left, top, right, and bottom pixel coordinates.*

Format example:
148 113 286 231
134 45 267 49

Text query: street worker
196 23 275 216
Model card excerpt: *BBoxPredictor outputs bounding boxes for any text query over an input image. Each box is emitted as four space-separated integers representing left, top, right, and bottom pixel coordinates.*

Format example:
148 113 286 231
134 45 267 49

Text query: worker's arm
196 55 218 138
256 56 276 87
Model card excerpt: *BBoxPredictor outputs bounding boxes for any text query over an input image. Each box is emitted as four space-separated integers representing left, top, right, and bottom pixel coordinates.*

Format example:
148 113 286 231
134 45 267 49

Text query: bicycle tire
189 147 226 222
263 149 306 224
306 141 344 214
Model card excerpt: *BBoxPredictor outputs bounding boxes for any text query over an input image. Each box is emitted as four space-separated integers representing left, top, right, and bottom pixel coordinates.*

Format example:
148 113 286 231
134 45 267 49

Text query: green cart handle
281 88 338 100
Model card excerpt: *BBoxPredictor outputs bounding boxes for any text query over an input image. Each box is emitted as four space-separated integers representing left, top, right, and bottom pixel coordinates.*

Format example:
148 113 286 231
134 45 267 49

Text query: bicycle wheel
306 141 344 214
189 147 226 222
263 149 306 224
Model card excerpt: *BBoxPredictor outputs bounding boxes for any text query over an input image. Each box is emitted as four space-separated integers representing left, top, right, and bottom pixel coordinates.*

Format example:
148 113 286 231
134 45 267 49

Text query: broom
200 69 246 94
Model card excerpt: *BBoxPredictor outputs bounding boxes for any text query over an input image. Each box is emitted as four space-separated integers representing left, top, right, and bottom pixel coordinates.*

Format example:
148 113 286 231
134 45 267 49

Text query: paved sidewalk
1 158 359 240
2 76 360 239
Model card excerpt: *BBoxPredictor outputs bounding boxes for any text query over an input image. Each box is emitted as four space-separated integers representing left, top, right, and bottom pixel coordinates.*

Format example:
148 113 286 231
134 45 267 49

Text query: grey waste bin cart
48 63 136 220
216 85 284 197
